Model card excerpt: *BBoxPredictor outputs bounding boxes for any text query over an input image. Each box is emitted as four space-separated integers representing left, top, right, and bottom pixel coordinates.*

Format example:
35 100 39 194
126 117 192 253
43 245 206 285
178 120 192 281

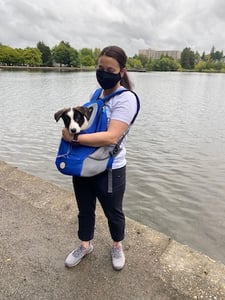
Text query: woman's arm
62 119 129 147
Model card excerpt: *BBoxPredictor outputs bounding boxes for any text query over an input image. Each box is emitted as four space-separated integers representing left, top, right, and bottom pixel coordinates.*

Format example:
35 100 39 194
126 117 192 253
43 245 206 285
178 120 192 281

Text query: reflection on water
0 71 225 264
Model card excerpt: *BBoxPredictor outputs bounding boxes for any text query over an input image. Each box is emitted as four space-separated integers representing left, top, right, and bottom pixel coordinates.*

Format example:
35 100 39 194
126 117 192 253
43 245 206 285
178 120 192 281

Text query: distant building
139 48 181 60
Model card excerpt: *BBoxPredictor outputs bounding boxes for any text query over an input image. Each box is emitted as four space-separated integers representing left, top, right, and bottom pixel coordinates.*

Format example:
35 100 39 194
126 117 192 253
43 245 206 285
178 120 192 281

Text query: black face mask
96 69 121 90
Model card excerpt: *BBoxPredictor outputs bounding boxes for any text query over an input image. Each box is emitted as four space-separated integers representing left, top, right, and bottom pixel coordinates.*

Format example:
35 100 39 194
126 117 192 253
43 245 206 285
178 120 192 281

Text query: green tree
195 61 207 72
134 54 149 68
209 46 224 61
79 48 93 57
0 45 25 65
52 41 72 66
13 48 25 65
194 51 201 64
151 56 181 71
37 41 52 66
210 46 215 60
80 55 95 67
127 57 143 70
79 48 95 67
144 58 155 71
196 59 225 72
180 47 195 69
214 50 223 61
69 48 79 67
23 47 42 66
151 59 160 71
0 45 13 65
93 48 101 64
201 51 206 61
212 61 224 70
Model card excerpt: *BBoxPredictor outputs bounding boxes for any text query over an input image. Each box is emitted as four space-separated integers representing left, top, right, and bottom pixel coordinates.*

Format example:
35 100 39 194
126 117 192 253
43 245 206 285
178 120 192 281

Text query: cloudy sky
0 0 224 56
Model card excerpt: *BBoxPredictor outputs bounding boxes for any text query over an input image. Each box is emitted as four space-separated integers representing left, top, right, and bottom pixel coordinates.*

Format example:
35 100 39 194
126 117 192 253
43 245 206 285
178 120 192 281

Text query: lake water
0 70 225 264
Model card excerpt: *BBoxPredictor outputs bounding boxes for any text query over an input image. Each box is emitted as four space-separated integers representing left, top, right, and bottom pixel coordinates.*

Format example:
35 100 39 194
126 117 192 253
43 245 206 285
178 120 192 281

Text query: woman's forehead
98 55 120 68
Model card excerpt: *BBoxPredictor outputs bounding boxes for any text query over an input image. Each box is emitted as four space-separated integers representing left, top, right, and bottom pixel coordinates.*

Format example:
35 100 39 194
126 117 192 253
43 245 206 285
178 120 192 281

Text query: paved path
1 160 225 299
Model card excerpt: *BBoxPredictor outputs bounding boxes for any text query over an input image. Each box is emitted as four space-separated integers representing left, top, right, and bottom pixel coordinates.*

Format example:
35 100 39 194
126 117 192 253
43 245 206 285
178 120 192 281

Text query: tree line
0 41 99 68
0 41 224 72
135 46 225 72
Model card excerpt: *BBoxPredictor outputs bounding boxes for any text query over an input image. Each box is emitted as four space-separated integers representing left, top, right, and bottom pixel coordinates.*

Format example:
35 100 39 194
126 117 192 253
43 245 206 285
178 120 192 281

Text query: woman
62 45 139 270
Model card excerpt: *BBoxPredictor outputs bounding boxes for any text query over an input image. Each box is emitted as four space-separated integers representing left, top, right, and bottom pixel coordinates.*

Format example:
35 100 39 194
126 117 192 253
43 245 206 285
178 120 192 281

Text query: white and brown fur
54 106 92 134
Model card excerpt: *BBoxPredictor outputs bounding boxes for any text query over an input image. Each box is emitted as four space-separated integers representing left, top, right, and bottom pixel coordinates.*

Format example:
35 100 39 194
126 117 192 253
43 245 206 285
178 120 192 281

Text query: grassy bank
0 65 95 72
1 65 225 73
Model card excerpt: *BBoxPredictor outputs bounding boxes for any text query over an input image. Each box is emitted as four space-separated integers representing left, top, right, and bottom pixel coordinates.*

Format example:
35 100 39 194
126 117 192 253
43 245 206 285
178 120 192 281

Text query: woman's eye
97 67 116 73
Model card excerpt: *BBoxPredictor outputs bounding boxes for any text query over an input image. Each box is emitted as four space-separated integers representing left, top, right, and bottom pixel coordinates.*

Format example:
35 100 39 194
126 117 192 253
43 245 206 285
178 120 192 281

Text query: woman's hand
62 127 73 142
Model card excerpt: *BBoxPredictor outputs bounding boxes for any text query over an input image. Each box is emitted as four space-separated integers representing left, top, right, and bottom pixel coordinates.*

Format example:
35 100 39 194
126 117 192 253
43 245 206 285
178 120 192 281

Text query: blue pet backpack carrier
55 88 140 177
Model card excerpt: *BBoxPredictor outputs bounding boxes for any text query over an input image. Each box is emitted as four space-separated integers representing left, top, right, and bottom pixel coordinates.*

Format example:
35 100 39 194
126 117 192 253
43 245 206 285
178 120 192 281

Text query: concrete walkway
1 160 225 300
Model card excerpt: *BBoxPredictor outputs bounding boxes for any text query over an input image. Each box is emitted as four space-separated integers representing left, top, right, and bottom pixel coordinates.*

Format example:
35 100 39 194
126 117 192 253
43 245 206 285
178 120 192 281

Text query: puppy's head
54 106 92 134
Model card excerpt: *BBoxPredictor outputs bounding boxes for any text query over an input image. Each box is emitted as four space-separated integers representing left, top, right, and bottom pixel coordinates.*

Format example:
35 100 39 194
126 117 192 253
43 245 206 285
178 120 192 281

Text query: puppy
54 106 92 134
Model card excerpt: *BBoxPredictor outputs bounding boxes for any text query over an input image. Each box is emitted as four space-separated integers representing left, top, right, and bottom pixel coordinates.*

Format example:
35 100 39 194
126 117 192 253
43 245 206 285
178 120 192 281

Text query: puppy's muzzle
70 128 78 134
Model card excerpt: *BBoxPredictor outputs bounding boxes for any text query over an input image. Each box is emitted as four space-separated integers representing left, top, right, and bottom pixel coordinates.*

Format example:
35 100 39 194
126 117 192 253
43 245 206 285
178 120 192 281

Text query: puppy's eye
64 115 70 122
74 114 83 122
62 115 70 127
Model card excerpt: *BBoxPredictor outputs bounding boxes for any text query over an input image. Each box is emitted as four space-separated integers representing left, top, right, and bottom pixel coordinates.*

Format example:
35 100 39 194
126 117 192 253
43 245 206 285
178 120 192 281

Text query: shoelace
72 246 86 257
112 247 122 259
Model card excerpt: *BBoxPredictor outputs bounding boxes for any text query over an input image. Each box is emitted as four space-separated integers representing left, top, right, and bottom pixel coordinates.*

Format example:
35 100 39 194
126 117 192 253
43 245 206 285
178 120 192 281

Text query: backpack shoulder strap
90 88 140 125
90 88 103 102
128 90 140 124
108 89 140 157
90 88 125 103
104 89 140 124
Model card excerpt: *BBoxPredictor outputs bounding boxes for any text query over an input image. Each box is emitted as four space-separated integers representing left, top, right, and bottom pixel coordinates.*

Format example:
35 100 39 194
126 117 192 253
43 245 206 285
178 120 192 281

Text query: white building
139 48 181 60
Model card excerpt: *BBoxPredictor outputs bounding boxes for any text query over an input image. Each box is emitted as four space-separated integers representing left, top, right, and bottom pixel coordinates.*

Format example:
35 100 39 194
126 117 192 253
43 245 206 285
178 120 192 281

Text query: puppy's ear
54 108 67 122
75 106 92 120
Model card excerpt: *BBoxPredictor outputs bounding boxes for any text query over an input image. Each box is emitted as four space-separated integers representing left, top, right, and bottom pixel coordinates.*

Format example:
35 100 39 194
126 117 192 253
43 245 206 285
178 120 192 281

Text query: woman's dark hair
99 45 133 90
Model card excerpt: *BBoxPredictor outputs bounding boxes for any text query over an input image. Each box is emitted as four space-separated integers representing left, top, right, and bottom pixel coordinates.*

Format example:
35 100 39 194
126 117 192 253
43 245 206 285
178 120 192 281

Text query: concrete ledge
1 160 225 300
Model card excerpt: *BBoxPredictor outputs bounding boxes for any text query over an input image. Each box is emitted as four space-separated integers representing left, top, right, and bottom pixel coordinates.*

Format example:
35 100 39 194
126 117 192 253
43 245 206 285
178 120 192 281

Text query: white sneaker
111 245 125 270
65 243 93 268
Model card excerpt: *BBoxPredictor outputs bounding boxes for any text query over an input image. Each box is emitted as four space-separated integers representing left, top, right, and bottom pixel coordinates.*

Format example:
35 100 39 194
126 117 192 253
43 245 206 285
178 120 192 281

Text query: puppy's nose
70 128 77 134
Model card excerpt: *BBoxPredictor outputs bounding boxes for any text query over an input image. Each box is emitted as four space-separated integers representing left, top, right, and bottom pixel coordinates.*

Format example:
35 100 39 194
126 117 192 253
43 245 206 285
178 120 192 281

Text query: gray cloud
0 0 224 56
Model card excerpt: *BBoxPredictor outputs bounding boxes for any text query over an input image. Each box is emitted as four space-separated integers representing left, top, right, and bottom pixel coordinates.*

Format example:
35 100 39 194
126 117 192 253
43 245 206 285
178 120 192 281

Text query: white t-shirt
104 87 138 169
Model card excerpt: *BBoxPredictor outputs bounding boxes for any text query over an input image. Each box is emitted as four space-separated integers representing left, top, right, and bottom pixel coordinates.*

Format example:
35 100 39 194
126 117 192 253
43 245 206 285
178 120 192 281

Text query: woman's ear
120 67 126 77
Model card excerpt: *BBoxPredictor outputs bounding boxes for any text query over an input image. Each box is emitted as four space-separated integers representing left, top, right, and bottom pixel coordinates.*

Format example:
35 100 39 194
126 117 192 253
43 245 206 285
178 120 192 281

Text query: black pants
72 166 126 242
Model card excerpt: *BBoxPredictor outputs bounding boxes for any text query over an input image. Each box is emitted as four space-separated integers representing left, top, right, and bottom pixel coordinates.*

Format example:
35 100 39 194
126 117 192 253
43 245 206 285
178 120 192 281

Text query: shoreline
0 65 94 72
1 65 225 73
